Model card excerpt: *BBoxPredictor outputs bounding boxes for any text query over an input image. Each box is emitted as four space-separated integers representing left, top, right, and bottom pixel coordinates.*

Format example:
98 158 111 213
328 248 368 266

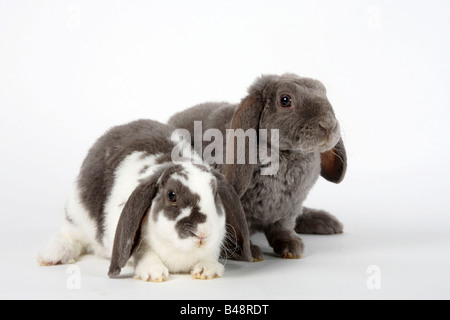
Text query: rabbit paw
273 236 304 260
191 261 224 280
251 243 264 262
134 263 169 283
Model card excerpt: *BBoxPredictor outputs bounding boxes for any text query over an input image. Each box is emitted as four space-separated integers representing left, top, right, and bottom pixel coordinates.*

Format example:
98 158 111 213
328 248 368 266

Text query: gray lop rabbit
168 73 347 260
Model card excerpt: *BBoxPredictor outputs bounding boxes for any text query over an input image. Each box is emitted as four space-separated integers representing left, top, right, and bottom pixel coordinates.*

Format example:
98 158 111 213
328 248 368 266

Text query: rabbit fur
168 73 347 260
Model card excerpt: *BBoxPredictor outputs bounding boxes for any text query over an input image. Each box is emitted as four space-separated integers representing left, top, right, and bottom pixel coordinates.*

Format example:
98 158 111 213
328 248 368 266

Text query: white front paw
134 263 169 283
191 261 224 280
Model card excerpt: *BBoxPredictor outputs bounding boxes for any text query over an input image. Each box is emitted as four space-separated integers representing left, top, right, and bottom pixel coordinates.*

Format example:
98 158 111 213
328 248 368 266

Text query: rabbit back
73 120 175 245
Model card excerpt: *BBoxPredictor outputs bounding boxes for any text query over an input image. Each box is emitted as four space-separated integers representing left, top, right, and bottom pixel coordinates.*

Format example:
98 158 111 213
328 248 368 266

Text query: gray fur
168 73 347 260
295 207 343 235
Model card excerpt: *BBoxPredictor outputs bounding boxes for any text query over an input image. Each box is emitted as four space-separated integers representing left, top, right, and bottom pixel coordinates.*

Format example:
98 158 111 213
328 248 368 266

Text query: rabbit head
225 73 347 196
108 161 251 277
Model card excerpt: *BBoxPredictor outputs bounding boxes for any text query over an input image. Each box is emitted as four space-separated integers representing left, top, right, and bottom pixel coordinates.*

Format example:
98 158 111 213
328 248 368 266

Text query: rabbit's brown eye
280 95 292 108
168 191 177 203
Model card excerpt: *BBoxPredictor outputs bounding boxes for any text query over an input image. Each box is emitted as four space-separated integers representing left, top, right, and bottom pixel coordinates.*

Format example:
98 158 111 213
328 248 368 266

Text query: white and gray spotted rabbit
38 119 252 281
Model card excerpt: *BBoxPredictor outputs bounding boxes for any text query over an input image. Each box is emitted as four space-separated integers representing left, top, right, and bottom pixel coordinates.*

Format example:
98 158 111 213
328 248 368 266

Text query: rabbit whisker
219 223 241 266
300 150 313 166
330 150 344 164
133 234 150 256
183 225 202 239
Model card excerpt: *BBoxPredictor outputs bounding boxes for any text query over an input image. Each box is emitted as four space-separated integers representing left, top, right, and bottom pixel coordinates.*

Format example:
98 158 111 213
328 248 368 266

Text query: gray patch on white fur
139 165 149 174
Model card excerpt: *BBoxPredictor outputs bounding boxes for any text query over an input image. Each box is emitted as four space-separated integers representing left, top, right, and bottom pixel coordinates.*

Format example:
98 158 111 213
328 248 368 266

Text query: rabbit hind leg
37 220 88 266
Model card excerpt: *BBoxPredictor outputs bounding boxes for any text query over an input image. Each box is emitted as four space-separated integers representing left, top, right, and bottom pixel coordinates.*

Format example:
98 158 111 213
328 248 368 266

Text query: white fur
134 251 169 282
38 182 106 265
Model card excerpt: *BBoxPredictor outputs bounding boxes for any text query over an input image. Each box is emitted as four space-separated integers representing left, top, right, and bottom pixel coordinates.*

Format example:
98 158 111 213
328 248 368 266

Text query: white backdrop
1 0 449 300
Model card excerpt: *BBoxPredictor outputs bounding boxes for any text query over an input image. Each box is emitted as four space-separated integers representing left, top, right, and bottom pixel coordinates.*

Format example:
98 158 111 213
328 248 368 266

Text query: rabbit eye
168 191 177 203
280 94 292 108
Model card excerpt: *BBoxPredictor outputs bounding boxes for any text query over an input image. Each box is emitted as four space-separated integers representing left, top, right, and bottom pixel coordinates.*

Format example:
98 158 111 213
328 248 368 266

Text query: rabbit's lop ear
214 171 253 262
108 175 159 278
320 138 347 184
225 91 265 198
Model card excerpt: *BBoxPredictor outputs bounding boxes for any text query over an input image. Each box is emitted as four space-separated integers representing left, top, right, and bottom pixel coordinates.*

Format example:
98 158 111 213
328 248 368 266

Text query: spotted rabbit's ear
320 138 347 184
213 170 253 262
108 174 160 278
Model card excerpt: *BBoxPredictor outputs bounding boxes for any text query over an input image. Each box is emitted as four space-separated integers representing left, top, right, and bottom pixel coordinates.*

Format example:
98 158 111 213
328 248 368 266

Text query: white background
1 0 449 300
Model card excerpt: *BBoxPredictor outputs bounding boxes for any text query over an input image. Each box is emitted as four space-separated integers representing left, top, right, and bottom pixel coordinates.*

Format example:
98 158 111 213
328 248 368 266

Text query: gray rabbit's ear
108 175 160 278
224 93 265 198
213 171 253 262
320 138 347 184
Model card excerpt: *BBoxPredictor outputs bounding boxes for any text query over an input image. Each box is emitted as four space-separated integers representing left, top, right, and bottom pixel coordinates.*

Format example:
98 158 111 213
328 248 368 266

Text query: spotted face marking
147 161 226 258
175 204 207 239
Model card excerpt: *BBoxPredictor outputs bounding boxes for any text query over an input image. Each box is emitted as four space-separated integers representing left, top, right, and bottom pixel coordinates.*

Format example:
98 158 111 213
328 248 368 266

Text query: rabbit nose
197 234 207 241
196 233 208 239
318 120 337 136
195 233 208 246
